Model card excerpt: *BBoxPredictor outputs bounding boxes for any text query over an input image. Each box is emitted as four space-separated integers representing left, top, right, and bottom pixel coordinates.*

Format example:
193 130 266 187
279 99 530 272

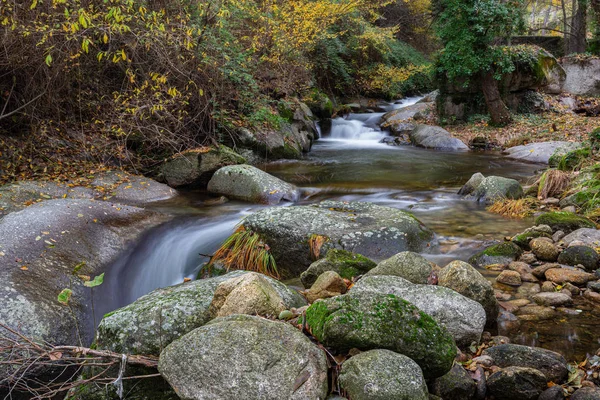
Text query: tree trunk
481 72 512 126
568 0 588 54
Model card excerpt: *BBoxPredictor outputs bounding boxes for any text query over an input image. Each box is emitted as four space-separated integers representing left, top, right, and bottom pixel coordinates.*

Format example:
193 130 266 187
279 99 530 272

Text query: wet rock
300 249 376 288
564 282 581 295
209 272 306 318
305 271 347 303
539 385 566 400
207 164 299 205
380 103 431 125
535 212 596 234
518 282 542 297
530 238 561 261
438 260 499 327
553 230 566 242
365 251 432 284
557 246 600 271
482 344 568 383
339 349 429 400
584 290 600 303
533 263 560 279
458 173 485 196
469 242 523 268
571 387 600 400
532 292 573 307
409 125 469 150
388 122 416 137
541 281 556 292
545 267 595 286
588 281 600 293
562 228 600 248
511 225 553 250
472 176 524 204
240 201 434 279
508 261 537 282
304 291 456 379
486 366 547 400
352 275 486 348
158 315 328 400
504 141 583 164
496 270 522 286
429 363 476 400
520 252 538 264
517 304 556 320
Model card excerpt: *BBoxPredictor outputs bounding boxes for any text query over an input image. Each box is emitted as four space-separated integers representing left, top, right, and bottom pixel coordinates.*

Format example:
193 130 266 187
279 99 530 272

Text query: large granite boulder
504 141 583 164
438 260 499 327
364 251 432 284
352 275 486 347
409 125 468 150
305 291 456 379
562 228 600 247
562 56 600 96
238 201 434 279
158 315 328 400
339 349 429 400
207 165 299 205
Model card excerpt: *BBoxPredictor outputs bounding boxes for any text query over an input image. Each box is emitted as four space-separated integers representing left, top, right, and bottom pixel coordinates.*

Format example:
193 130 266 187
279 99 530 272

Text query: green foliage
84 273 105 288
58 289 73 306
557 148 591 171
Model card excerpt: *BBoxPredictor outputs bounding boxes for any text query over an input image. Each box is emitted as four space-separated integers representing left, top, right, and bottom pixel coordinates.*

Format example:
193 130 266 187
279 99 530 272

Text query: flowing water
98 98 600 361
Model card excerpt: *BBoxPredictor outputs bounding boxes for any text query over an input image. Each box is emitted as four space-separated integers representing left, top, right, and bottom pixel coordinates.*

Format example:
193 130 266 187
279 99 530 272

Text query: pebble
541 281 555 292
562 206 577 213
545 267 595 285
519 252 538 264
552 230 566 242
532 263 560 279
530 237 561 261
584 290 600 303
497 270 522 286
532 292 573 307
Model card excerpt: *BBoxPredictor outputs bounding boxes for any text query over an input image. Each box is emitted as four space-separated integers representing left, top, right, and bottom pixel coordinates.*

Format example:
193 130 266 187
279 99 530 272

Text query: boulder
562 228 600 247
90 170 178 205
158 315 328 400
305 271 347 303
352 275 486 347
240 201 434 279
530 237 561 261
539 386 566 400
562 57 600 96
300 250 376 288
486 366 547 400
545 266 596 285
535 212 596 234
482 343 568 383
388 122 416 137
511 225 553 249
409 125 469 150
571 387 600 399
339 349 429 400
496 270 522 286
469 242 523 267
207 164 299 205
380 103 431 125
438 260 499 327
160 146 245 188
472 176 524 203
365 251 432 284
0 199 165 349
458 172 485 196
209 272 306 318
503 141 583 164
429 363 476 400
305 291 456 379
557 246 599 271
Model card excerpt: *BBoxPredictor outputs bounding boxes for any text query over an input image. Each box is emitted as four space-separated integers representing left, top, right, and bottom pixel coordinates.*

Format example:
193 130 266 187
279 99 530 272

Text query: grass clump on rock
209 226 279 278
487 198 539 218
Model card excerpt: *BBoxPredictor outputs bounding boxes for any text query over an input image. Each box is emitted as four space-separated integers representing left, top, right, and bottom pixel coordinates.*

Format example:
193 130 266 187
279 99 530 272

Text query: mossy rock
557 245 600 271
511 226 553 249
300 249 376 288
305 291 456 379
305 89 334 119
534 211 596 234
469 242 523 267
557 148 591 171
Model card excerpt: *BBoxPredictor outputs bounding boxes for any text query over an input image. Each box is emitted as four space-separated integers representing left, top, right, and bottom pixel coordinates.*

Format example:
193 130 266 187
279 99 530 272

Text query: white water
327 96 422 143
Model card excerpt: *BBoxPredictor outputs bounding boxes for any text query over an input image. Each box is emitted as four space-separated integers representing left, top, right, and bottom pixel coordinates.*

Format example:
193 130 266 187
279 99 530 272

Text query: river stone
469 242 523 268
486 366 547 400
95 271 248 355
339 349 428 400
305 271 347 303
530 238 561 261
380 103 431 125
557 246 600 271
241 201 434 279
535 212 596 234
508 261 537 282
300 249 376 288
483 344 568 383
458 172 485 196
352 275 486 347
91 170 178 205
532 292 573 307
562 228 600 247
545 267 596 286
429 362 476 400
364 251 432 284
207 164 299 205
408 125 469 150
496 270 522 286
589 281 600 293
209 272 306 318
571 387 600 400
503 141 583 164
158 315 328 400
438 260 499 327
472 176 524 204
305 291 456 379
539 386 566 400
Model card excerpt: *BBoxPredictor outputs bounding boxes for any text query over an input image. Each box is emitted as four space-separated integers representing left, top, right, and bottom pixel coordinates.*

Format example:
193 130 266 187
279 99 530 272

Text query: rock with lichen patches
300 249 376 288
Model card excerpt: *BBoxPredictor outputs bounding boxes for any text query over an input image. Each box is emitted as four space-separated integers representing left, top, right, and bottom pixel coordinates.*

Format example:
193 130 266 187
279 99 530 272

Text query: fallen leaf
20 266 28 271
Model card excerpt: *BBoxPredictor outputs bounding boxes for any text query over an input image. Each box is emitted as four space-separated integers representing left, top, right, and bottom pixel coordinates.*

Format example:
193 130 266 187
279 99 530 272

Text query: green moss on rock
535 211 596 233
300 249 376 288
469 242 523 267
557 148 591 171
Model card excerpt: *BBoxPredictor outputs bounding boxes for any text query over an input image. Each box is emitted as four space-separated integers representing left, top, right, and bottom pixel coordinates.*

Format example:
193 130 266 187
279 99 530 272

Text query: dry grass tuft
209 226 279 279
537 169 571 200
487 197 540 218
309 234 329 260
